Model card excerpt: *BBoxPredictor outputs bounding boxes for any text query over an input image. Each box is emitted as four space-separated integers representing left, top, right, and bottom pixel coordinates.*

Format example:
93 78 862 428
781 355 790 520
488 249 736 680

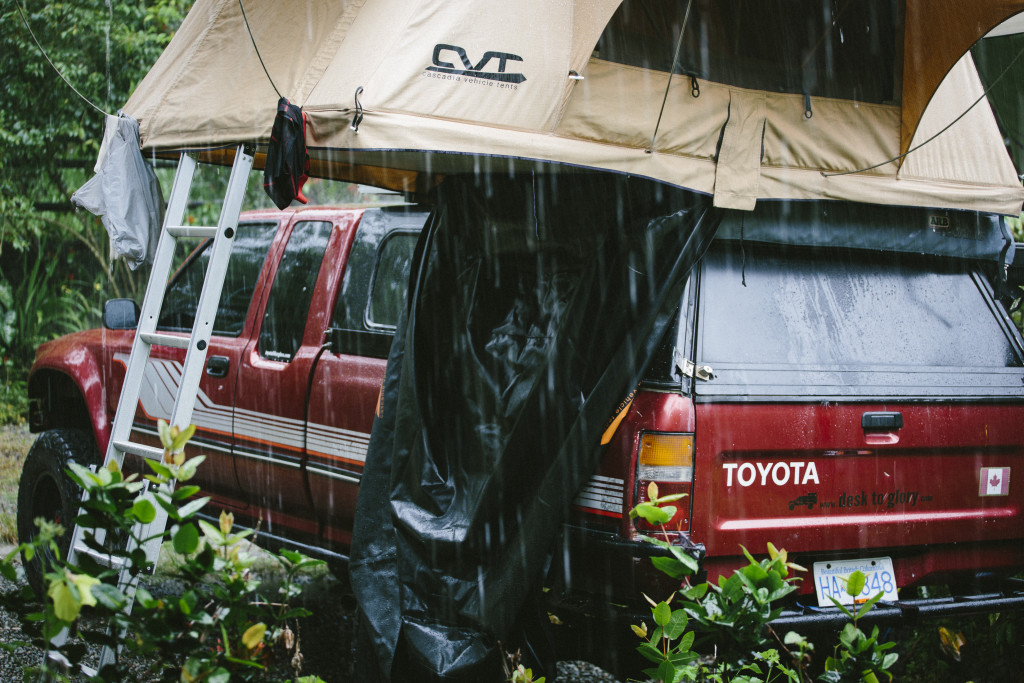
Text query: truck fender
28 337 111 451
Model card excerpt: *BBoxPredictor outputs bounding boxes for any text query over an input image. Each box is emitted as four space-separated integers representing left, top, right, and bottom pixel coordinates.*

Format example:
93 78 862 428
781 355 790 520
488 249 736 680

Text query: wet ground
0 561 621 682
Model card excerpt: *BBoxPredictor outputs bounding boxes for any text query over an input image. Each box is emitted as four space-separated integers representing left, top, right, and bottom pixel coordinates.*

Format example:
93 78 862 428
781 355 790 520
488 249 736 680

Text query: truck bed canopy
124 0 1024 214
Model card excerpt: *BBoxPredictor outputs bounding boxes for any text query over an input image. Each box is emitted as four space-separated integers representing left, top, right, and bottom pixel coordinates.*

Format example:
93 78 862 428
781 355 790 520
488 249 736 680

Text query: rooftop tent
124 0 1024 213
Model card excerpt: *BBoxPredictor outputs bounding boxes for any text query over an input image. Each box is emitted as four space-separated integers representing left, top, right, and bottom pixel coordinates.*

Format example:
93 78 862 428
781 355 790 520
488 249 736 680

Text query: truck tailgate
691 402 1024 588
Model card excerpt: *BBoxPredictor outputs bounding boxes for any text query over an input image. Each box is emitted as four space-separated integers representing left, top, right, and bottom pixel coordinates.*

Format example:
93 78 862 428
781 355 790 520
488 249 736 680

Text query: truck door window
158 221 278 336
258 221 334 362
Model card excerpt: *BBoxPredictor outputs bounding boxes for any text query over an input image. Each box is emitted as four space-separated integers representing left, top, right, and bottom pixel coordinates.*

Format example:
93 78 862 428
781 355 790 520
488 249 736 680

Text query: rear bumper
773 578 1024 629
558 523 1024 628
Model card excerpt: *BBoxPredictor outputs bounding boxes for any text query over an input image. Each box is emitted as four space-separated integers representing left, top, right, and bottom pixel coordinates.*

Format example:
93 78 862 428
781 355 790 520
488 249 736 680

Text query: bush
629 482 898 683
0 419 326 682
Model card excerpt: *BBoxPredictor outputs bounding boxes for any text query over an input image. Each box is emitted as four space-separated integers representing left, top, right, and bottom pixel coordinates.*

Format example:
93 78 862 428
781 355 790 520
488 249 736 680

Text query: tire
16 429 100 596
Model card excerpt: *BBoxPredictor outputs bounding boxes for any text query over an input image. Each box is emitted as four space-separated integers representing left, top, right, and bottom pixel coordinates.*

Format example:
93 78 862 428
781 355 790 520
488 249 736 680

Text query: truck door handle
862 412 902 430
206 356 230 378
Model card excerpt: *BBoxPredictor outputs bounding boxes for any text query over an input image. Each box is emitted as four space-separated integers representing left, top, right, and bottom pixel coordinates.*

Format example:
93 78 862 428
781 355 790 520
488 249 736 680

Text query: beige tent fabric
901 1 1024 155
124 0 1024 215
712 90 767 211
901 53 1020 189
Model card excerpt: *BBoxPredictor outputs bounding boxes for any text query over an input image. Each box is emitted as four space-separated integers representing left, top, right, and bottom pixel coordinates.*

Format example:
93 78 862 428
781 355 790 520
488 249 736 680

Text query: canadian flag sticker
979 467 1011 497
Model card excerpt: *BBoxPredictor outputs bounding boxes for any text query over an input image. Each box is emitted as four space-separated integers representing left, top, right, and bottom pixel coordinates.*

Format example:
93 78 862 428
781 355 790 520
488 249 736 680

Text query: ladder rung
167 224 218 239
73 542 129 570
139 331 190 349
113 440 165 461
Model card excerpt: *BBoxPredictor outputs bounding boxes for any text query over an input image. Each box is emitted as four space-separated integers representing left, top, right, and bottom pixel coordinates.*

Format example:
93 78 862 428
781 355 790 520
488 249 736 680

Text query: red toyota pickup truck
19 195 1024 670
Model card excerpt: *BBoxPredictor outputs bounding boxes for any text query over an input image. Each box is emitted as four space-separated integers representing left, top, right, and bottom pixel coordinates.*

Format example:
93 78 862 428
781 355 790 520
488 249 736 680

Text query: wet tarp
350 172 723 681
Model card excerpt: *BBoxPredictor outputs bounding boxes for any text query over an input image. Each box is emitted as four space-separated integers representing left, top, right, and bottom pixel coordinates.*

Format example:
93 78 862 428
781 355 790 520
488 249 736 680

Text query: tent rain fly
124 0 1024 214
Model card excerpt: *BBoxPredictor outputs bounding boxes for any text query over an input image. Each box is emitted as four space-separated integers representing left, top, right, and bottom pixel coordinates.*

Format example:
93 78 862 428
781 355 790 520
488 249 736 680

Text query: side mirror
103 299 140 330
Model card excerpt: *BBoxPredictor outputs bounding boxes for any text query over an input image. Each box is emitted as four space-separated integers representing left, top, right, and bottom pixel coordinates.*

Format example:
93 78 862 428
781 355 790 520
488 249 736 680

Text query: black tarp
350 172 723 681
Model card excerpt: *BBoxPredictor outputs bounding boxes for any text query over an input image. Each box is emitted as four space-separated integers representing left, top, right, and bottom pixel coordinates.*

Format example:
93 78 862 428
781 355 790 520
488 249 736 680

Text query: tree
0 0 193 380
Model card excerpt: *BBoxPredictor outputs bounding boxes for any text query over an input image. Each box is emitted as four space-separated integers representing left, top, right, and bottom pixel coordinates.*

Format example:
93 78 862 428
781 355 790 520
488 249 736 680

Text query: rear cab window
691 244 1024 399
658 202 1024 400
330 206 429 358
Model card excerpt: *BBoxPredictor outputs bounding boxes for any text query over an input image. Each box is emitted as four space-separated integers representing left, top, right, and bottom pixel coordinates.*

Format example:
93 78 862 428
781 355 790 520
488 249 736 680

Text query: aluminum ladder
48 144 254 676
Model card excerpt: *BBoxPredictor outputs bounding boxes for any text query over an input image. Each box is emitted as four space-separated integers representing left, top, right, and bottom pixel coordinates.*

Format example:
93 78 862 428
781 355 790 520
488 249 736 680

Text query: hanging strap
713 89 767 211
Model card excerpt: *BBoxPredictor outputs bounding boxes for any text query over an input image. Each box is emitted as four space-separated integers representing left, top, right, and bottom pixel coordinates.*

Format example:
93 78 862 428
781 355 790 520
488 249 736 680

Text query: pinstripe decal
573 475 624 517
115 353 370 477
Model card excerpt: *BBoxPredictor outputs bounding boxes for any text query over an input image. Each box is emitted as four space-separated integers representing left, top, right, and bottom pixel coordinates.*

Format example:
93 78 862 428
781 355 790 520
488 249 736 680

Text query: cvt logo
426 44 526 83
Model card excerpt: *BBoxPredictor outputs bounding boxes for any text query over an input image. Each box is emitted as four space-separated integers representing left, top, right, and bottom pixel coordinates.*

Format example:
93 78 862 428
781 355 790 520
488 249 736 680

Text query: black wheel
16 429 100 596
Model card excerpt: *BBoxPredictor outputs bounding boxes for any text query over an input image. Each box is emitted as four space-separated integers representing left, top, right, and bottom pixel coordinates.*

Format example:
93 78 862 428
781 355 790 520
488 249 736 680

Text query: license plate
812 557 899 608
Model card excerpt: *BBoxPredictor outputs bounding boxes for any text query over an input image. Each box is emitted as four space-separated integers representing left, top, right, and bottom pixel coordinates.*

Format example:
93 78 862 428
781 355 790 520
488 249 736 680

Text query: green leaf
170 423 196 453
207 667 231 683
634 502 671 525
638 534 671 550
653 601 672 626
682 583 708 600
840 622 860 648
669 545 699 571
157 419 172 449
652 556 691 580
664 608 689 640
172 522 200 555
827 595 854 620
882 652 899 669
676 629 695 653
131 498 157 524
145 459 173 479
176 496 211 520
198 519 227 545
656 659 675 683
654 493 688 504
47 572 100 622
178 454 206 482
637 642 663 664
90 583 126 611
846 570 866 598
855 591 884 621
172 485 202 500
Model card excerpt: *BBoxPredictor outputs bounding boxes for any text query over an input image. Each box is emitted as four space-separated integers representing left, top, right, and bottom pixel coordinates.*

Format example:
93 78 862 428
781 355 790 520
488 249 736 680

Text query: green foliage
0 418 326 682
1009 214 1024 334
0 240 97 368
628 489 904 683
1 0 195 420
0 234 102 426
819 572 898 682
0 357 28 425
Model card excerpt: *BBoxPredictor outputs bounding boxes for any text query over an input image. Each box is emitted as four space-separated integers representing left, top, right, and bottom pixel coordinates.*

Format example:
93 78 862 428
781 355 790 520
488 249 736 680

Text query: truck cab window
258 221 334 362
331 206 428 358
158 221 278 336
366 232 419 329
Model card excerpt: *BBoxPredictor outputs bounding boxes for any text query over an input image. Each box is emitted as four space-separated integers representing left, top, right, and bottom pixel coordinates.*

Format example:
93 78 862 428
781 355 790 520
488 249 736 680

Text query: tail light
635 431 693 531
